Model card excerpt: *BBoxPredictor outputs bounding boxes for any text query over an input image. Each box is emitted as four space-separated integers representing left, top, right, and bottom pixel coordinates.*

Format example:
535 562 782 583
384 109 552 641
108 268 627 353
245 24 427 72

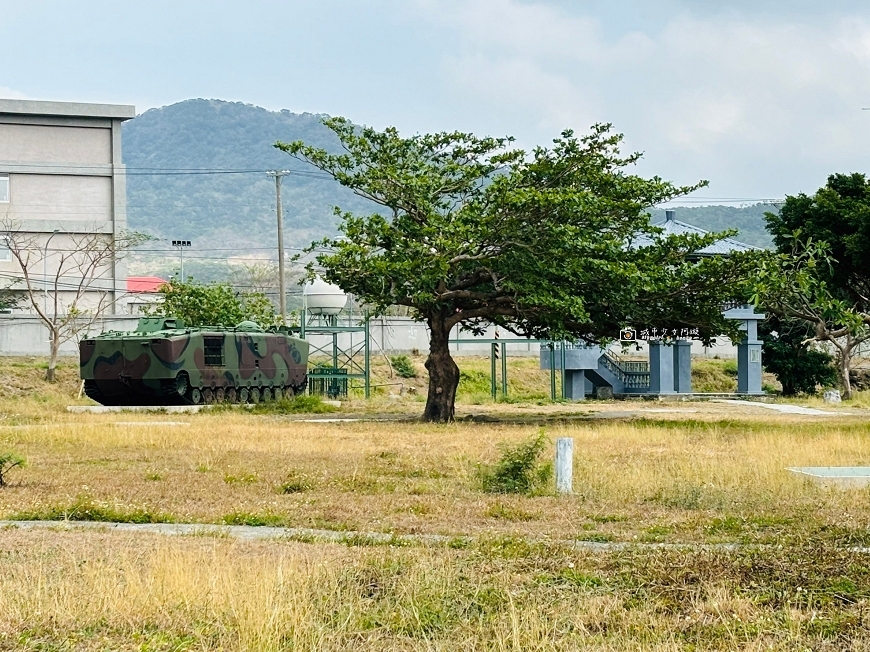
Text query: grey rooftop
0 98 135 120
632 210 761 256
652 216 761 255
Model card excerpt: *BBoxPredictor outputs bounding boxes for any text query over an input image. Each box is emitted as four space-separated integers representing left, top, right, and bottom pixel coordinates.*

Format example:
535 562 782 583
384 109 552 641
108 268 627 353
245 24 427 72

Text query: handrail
601 349 650 388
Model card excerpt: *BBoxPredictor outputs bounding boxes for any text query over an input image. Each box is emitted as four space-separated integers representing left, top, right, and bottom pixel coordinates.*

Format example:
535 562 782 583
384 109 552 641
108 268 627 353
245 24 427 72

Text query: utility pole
268 171 289 324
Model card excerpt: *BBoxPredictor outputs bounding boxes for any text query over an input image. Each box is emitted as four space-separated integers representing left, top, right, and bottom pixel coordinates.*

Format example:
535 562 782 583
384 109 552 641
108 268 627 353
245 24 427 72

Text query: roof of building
127 276 166 293
635 211 761 256
0 99 135 120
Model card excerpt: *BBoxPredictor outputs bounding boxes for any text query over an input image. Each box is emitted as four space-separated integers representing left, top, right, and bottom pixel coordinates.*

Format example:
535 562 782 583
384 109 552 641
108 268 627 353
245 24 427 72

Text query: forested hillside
123 99 373 251
122 99 773 280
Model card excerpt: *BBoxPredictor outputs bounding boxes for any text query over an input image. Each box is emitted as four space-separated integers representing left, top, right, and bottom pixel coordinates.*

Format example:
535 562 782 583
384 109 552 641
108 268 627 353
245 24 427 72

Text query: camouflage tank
80 317 309 406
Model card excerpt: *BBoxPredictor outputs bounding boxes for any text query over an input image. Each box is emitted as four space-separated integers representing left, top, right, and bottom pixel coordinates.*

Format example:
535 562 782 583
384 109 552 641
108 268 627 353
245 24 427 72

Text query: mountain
122 99 373 252
122 99 774 281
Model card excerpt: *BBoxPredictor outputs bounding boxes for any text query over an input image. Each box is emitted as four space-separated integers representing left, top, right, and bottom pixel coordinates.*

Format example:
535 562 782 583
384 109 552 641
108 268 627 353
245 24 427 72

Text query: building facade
0 99 135 314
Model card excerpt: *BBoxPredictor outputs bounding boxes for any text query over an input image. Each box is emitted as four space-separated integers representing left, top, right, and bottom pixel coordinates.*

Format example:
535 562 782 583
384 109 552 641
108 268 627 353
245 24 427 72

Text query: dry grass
3 528 870 650
0 358 868 544
1 358 870 647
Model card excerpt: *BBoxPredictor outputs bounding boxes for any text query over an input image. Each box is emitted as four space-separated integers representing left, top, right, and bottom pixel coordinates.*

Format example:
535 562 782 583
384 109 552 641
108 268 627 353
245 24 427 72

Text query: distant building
636 209 760 255
125 276 166 315
0 98 135 314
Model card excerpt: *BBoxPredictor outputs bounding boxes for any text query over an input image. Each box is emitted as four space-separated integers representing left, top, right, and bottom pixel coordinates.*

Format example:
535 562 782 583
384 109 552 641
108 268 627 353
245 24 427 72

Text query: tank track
85 376 309 407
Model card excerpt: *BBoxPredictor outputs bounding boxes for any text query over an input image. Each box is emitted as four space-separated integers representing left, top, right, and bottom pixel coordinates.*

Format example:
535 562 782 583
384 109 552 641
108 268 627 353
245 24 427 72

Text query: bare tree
1 220 151 381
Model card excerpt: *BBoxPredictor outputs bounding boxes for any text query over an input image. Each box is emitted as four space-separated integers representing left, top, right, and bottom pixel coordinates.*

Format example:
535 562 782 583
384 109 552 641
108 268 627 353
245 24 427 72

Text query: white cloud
416 0 870 197
0 87 30 100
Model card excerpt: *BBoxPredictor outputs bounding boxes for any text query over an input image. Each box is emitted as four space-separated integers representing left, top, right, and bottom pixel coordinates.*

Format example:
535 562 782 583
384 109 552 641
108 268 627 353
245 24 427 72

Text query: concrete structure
723 305 765 394
0 99 135 314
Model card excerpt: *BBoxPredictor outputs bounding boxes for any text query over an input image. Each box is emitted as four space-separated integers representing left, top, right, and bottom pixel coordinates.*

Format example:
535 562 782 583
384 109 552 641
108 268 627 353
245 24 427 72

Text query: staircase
595 350 650 393
539 345 650 395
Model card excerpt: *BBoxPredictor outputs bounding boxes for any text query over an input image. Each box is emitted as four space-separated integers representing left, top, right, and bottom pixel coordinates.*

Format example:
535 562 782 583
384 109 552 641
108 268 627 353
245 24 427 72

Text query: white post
555 437 573 494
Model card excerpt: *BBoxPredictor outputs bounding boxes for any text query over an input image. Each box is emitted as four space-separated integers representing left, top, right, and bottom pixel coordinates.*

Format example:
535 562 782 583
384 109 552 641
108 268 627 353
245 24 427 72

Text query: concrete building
0 98 135 314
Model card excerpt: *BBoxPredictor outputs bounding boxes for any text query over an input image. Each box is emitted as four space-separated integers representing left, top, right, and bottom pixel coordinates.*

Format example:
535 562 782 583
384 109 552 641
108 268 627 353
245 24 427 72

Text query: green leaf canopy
278 119 756 345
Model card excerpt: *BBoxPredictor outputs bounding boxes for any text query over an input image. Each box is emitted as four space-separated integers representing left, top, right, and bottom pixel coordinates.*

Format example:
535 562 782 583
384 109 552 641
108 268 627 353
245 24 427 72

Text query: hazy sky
3 0 870 202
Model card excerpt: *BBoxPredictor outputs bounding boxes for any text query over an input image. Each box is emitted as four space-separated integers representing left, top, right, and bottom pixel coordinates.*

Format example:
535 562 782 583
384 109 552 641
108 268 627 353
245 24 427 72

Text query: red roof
127 276 167 293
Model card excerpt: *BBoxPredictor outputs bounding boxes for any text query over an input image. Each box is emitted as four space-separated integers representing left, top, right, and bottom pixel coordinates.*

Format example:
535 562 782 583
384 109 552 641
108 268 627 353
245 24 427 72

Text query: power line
0 162 333 179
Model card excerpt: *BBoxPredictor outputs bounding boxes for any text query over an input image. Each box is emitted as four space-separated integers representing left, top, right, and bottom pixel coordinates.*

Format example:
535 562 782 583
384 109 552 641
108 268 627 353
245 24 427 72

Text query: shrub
390 354 418 378
0 453 25 487
478 431 552 495
761 317 837 395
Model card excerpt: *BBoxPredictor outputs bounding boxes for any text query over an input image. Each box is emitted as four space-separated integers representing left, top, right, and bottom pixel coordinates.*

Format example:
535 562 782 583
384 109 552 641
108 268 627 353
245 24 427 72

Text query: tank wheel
175 372 190 398
239 388 249 403
261 387 273 402
226 387 237 403
189 388 203 405
249 387 261 404
203 388 215 404
282 386 295 400
215 388 226 403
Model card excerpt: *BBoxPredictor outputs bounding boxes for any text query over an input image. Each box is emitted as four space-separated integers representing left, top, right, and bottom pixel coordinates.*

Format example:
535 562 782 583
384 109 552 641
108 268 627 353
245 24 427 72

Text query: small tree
1 221 151 382
147 279 279 328
278 120 760 421
761 174 870 398
752 236 869 398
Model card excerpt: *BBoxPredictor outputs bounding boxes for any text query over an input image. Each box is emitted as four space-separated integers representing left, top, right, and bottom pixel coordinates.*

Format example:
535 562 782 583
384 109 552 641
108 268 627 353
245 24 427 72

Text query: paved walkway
2 519 865 553
713 399 852 416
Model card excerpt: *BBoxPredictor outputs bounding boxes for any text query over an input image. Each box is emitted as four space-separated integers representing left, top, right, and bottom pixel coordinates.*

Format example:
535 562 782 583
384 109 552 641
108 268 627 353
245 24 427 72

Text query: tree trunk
838 345 853 400
46 332 60 383
423 315 460 422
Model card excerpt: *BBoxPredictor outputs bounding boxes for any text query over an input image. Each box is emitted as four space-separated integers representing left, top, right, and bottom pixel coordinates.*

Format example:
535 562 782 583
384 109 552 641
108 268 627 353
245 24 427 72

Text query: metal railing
602 349 650 389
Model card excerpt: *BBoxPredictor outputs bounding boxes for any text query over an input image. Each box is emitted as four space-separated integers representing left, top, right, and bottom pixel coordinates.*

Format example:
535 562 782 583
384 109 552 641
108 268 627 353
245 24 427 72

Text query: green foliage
765 173 870 311
280 119 756 344
278 118 761 419
754 174 870 396
146 279 279 328
0 453 24 487
761 317 837 395
390 354 417 378
478 431 552 495
221 512 286 527
10 496 169 523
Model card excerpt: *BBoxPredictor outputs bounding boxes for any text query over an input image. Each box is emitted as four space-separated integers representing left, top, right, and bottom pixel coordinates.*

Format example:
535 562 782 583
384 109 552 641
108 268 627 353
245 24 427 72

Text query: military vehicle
80 317 309 406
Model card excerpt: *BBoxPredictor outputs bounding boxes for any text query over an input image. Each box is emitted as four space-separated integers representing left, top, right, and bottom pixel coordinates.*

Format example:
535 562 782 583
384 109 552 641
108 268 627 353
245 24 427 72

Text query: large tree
759 173 870 397
277 120 758 421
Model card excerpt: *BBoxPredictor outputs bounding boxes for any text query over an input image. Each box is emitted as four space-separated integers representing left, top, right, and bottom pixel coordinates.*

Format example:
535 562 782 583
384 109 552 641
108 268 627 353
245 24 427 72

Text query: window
0 237 10 263
203 336 224 366
0 176 8 203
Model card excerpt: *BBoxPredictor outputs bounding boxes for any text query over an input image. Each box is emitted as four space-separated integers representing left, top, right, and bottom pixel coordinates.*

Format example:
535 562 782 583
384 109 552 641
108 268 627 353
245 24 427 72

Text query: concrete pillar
737 318 763 394
564 370 586 400
649 341 675 395
673 340 692 393
722 306 766 395
555 438 573 494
